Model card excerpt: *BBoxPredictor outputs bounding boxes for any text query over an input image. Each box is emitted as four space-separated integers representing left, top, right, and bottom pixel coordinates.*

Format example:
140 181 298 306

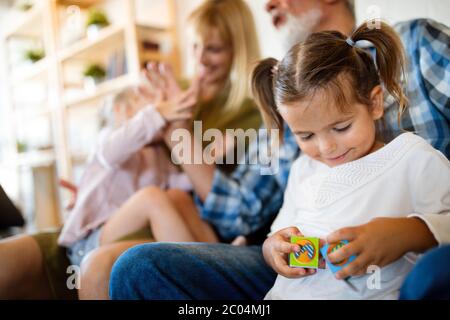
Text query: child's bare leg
78 240 147 300
100 186 195 244
166 189 219 243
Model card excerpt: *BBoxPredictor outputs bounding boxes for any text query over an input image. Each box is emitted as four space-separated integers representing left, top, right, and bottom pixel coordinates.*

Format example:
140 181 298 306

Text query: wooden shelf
14 150 56 168
57 0 104 8
3 5 44 39
137 24 170 35
1 0 180 231
71 152 89 164
13 107 52 120
11 58 48 85
58 24 125 62
140 51 166 63
65 73 134 107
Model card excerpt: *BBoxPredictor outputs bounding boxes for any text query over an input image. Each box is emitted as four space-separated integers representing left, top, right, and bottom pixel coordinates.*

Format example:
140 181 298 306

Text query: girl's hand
326 217 438 280
59 178 77 210
262 227 319 278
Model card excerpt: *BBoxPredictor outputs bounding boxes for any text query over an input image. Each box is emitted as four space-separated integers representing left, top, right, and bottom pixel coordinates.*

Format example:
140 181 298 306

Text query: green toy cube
289 236 320 269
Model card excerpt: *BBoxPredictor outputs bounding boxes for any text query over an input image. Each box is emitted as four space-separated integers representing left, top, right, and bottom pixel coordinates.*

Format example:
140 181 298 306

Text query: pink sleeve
96 105 166 168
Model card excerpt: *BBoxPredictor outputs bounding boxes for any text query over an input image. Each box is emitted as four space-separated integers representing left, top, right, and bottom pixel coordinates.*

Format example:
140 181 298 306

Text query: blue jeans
110 242 450 300
109 242 276 300
399 245 450 300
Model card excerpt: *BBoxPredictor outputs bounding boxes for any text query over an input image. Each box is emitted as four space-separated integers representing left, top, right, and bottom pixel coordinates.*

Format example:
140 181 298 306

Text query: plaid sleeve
195 127 299 241
393 19 450 159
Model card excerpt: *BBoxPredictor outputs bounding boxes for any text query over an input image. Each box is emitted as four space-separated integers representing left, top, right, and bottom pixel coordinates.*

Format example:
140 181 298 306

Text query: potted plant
16 0 34 12
83 63 106 91
17 141 28 154
85 8 110 40
24 48 45 63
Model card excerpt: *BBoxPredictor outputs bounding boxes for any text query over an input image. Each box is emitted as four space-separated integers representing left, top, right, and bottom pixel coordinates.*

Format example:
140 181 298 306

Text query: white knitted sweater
266 133 450 300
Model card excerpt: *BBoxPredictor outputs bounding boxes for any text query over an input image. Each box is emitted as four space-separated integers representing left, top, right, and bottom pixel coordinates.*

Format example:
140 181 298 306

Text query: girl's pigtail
352 20 408 123
251 58 284 141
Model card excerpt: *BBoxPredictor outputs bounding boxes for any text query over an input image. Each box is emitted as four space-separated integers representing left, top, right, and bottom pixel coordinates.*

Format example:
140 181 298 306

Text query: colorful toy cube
289 236 320 269
320 240 356 274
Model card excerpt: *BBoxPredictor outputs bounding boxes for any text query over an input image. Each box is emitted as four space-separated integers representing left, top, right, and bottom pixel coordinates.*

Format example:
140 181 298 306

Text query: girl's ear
370 85 384 121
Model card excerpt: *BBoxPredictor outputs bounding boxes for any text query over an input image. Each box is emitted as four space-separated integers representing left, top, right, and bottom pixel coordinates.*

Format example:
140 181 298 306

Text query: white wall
244 0 284 60
356 0 450 25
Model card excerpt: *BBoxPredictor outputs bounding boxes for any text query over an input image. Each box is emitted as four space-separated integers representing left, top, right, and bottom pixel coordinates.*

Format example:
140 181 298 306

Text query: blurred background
0 0 449 234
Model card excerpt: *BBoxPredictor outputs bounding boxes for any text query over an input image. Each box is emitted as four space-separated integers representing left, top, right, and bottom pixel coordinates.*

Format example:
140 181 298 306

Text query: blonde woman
189 0 262 160
98 0 263 249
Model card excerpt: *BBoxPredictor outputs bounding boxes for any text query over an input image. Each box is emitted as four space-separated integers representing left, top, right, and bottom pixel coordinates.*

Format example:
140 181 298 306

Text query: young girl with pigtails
252 21 450 299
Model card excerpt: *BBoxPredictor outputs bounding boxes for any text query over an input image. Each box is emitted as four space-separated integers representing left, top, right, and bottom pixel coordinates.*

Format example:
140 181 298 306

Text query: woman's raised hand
154 84 198 122
140 62 202 123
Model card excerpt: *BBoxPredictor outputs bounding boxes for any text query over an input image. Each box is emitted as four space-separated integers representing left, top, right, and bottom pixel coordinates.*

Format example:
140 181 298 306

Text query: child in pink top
59 84 197 265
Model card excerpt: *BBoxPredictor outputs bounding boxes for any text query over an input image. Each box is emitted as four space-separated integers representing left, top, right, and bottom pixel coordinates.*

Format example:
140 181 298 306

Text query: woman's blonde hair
188 0 261 112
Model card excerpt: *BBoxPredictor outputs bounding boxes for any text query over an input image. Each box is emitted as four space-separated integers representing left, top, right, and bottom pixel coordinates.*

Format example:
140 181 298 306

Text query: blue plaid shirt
197 19 450 241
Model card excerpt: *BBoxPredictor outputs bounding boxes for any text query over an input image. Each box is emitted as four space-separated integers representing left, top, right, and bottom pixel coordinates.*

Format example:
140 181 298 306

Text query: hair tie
345 37 355 47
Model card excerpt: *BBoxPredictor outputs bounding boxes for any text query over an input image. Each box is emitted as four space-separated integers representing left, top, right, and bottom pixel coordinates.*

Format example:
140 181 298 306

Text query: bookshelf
0 0 180 231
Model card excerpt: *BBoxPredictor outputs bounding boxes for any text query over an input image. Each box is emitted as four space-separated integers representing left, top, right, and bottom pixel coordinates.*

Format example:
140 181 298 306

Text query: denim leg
400 245 450 300
109 242 276 300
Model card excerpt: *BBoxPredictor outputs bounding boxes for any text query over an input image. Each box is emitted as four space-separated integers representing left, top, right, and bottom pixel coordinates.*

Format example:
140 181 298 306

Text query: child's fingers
278 227 303 240
59 179 77 192
145 67 165 92
319 238 327 247
335 252 370 280
319 257 326 269
137 85 156 101
272 255 307 279
327 227 358 244
327 241 360 264
274 240 299 254
305 268 317 275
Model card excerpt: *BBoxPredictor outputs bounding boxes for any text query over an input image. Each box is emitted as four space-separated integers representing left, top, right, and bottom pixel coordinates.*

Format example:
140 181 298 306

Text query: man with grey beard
266 0 355 50
109 0 450 300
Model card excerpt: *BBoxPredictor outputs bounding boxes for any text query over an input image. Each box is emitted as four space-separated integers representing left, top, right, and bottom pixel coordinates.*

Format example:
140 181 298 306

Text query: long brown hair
252 20 407 141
